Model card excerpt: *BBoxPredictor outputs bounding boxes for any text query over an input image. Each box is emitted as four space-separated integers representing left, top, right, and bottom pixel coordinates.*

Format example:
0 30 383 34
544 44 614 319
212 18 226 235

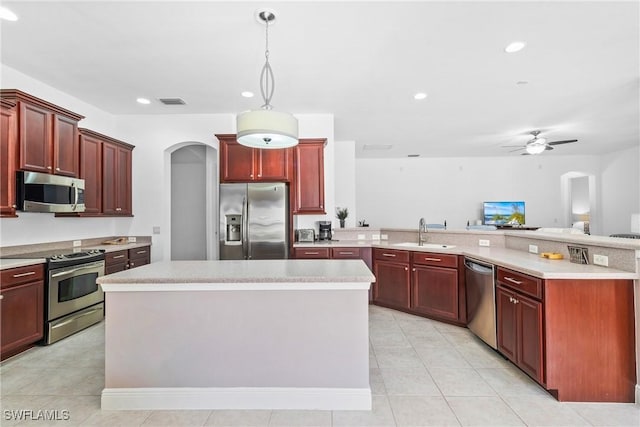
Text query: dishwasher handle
464 258 494 275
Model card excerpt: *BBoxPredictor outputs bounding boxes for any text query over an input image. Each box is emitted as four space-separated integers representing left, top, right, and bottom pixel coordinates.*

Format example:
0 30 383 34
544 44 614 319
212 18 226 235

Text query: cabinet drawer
128 247 150 260
105 250 128 265
412 252 457 268
1 264 45 288
497 267 542 299
373 248 410 263
293 248 330 259
331 247 361 259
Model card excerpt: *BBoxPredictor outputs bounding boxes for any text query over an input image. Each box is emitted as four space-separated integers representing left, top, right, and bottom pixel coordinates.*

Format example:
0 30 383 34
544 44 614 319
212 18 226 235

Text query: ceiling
1 1 638 158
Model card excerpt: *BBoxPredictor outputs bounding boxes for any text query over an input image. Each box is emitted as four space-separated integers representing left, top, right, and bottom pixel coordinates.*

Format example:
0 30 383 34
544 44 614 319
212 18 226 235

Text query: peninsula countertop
98 259 376 292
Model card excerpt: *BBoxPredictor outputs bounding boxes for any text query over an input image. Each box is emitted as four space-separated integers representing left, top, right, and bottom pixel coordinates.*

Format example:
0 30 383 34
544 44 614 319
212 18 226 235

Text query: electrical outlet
479 239 490 247
128 236 137 243
381 234 388 240
372 234 381 240
73 240 82 247
529 244 538 254
153 226 161 234
593 254 609 267
357 234 365 240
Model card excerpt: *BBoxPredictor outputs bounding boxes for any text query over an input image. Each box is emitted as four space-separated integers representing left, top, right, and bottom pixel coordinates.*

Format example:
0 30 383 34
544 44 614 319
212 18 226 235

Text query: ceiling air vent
158 97 186 105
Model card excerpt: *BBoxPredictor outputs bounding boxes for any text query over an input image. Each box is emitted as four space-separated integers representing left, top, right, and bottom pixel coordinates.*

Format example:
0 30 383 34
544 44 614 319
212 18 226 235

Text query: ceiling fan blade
509 147 525 153
545 145 555 150
502 145 525 148
521 152 531 156
547 139 578 146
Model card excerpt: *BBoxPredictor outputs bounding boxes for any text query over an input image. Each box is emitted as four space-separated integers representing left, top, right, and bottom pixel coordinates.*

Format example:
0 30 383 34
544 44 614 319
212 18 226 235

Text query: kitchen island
97 259 375 411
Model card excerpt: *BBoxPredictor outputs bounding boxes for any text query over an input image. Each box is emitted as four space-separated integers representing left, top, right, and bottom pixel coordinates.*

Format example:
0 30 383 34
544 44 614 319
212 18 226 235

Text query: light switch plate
593 254 609 267
529 244 538 254
153 226 161 234
381 234 388 240
479 239 490 247
357 234 365 240
73 240 82 247
128 236 137 243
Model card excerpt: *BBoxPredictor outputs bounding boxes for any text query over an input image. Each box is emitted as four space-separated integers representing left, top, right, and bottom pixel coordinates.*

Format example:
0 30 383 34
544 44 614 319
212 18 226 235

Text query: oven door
48 260 105 321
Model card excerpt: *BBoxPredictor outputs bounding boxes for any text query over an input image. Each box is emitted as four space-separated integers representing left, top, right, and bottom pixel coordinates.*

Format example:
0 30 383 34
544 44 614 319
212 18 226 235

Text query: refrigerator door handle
242 196 249 259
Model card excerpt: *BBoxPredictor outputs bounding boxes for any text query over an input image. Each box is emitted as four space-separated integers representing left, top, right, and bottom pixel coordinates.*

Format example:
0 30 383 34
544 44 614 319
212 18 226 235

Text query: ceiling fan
504 131 578 155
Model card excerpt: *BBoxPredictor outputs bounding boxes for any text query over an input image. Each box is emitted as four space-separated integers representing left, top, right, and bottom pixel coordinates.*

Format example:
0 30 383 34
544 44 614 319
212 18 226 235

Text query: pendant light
236 10 298 149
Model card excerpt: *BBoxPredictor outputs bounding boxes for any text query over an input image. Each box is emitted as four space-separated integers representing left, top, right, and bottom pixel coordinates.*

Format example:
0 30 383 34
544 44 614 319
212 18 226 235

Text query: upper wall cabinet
217 134 291 183
0 99 18 217
293 138 326 214
0 89 84 177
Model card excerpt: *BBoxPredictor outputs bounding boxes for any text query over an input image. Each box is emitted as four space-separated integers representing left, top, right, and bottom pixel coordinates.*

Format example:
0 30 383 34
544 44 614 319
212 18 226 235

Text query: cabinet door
517 293 544 383
220 140 255 182
52 114 79 176
411 265 459 321
497 286 518 363
115 145 132 215
0 103 17 217
257 148 290 181
102 142 118 215
373 261 410 309
79 134 102 214
19 102 51 173
293 140 325 214
1 280 44 358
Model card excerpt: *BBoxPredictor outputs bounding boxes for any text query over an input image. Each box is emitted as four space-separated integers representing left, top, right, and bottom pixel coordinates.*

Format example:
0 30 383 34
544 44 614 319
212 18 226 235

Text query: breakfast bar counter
98 260 375 411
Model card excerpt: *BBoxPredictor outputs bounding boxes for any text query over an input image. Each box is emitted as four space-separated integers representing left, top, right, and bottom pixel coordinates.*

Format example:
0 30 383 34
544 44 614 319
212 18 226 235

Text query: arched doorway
167 142 218 260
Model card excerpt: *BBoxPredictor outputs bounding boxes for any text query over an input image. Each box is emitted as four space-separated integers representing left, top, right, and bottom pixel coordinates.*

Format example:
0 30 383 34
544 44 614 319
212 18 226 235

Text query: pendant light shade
526 142 546 155
237 109 298 149
237 9 298 149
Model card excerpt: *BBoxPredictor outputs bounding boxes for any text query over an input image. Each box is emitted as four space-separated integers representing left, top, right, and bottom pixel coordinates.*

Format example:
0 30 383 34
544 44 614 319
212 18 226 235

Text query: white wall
333 140 357 228
600 145 640 236
355 155 603 230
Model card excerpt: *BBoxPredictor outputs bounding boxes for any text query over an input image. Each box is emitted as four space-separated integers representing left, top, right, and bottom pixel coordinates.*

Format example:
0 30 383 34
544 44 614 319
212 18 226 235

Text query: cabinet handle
405 267 408 271
112 255 125 259
116 208 122 212
338 251 354 255
55 167 61 171
257 174 262 177
130 262 135 267
412 268 416 272
304 251 320 255
47 166 52 170
250 174 254 178
136 250 147 254
12 204 17 208
382 253 396 257
12 271 36 278
320 204 323 208
513 298 519 304
504 277 523 285
423 257 441 262
0 294 3 300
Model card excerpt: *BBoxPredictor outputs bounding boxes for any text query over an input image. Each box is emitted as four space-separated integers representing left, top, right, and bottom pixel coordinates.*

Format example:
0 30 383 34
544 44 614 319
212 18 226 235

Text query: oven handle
51 306 103 329
50 261 105 278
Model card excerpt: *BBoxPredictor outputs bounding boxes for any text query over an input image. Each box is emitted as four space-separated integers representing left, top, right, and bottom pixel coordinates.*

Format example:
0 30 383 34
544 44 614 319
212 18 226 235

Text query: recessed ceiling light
516 81 529 85
0 6 18 21
241 91 254 98
136 97 151 105
407 154 421 158
505 41 526 53
414 93 428 100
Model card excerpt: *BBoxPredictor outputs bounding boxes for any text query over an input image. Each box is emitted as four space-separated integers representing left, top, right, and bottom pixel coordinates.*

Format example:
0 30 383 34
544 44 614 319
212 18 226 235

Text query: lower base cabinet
105 246 151 274
1 264 45 360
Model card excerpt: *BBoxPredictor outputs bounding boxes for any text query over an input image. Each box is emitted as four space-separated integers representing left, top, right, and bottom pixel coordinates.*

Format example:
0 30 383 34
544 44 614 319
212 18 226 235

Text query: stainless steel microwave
16 171 85 213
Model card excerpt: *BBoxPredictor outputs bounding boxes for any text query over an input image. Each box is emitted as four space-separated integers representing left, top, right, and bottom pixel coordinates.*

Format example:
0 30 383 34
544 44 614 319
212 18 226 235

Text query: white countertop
294 240 638 280
98 259 376 292
0 258 46 270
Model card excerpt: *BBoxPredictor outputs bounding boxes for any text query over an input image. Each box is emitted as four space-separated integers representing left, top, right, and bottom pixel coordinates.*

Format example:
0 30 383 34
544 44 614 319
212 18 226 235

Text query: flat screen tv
483 201 525 226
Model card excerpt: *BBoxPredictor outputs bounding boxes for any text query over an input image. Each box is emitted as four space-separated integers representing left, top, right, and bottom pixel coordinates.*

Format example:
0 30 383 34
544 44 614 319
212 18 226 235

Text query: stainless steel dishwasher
464 257 497 349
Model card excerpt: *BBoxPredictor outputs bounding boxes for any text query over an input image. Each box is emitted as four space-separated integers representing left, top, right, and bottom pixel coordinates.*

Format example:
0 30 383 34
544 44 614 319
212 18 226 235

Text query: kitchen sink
393 242 456 249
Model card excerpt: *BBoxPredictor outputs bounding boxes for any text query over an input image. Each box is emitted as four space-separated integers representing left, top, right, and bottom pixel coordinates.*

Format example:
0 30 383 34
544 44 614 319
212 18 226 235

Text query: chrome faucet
418 217 426 246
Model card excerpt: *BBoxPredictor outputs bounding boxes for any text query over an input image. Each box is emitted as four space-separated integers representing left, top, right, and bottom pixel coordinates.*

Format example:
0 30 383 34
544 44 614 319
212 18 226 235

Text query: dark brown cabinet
0 99 17 217
78 130 103 214
102 139 132 216
410 252 462 322
292 247 330 259
496 267 544 384
0 264 45 360
292 139 325 214
217 135 290 182
0 89 84 177
372 248 411 310
105 245 151 274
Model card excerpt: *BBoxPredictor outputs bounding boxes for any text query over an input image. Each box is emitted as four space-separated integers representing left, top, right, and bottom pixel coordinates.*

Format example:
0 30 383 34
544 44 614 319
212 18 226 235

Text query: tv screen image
483 201 525 225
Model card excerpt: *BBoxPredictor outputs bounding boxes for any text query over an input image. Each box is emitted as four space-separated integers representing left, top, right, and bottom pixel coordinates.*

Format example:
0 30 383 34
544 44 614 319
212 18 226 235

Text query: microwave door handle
242 196 248 260
51 263 102 278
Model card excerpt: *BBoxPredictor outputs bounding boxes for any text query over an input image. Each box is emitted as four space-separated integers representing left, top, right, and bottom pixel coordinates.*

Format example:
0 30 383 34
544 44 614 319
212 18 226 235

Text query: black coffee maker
318 221 332 241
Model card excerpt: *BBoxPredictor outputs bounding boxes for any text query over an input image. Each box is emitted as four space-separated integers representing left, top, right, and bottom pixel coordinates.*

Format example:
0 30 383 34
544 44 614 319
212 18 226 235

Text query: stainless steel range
5 248 106 344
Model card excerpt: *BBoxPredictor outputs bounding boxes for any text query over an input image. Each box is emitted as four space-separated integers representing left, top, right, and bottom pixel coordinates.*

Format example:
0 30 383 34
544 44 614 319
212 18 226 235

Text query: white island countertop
98 259 376 291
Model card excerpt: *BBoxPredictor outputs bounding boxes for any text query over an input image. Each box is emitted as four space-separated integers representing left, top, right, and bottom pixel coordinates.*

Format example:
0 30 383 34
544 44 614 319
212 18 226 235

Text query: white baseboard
635 384 640 405
101 387 372 410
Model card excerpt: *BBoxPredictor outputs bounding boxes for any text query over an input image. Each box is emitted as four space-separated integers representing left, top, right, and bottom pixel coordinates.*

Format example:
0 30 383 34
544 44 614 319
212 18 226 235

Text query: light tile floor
1 305 639 426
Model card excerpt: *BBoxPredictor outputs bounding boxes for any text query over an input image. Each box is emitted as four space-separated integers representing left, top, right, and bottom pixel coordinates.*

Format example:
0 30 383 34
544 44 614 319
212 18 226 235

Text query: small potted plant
336 207 348 228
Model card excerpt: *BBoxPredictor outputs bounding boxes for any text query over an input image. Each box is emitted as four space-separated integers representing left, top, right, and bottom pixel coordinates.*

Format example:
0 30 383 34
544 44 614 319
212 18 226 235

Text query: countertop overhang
98 259 376 292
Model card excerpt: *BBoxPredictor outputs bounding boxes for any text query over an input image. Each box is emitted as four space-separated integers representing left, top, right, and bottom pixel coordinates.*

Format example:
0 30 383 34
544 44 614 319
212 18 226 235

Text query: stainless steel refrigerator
219 183 289 260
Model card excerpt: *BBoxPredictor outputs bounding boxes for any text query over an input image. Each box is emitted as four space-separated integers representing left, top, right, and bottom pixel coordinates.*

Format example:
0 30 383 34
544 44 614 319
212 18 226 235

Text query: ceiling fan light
237 109 299 149
526 143 546 155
